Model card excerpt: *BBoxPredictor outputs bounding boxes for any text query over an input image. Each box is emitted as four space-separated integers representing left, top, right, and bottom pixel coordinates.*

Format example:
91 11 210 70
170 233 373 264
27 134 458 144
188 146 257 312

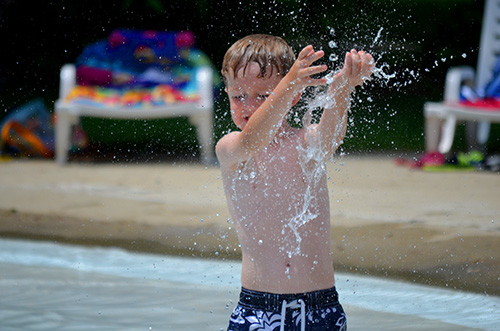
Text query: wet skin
217 47 374 294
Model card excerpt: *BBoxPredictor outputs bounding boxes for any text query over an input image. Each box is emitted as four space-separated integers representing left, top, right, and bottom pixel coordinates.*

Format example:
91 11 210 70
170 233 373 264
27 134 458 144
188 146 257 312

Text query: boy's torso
220 128 335 294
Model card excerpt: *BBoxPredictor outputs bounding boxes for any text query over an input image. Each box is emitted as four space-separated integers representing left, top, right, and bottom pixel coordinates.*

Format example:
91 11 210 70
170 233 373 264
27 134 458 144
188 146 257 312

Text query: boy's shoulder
216 130 241 154
217 127 312 170
216 130 244 170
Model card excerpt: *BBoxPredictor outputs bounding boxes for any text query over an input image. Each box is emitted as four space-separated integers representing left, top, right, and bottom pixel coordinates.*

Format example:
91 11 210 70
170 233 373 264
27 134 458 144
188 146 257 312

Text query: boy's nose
245 97 263 110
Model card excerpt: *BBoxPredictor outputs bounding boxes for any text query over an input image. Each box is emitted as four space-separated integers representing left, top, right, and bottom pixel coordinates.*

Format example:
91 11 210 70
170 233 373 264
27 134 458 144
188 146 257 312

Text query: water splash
373 63 396 82
229 26 405 260
370 27 384 48
280 25 403 258
280 82 350 257
327 26 339 64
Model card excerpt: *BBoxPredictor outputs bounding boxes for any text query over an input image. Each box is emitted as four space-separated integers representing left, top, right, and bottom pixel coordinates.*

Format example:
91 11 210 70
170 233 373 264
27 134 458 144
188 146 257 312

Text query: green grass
79 117 201 160
78 91 500 161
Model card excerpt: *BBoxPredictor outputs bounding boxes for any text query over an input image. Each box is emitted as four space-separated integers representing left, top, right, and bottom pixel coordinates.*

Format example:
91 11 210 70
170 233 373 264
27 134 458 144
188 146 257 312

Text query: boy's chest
234 136 307 195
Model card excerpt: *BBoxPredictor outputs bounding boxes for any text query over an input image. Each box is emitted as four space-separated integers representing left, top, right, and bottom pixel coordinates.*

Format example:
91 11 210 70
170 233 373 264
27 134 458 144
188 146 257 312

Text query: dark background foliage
1 0 496 160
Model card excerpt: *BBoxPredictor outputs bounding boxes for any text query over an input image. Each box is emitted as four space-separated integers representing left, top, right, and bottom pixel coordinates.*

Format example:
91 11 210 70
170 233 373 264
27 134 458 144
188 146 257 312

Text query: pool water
0 238 498 330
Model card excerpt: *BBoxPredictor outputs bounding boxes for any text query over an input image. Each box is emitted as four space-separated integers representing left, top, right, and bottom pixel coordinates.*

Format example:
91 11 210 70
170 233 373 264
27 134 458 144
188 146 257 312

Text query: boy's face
226 62 282 130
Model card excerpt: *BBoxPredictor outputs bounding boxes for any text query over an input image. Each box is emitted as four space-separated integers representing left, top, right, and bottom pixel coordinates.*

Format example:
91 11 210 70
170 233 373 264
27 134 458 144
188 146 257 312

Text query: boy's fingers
361 53 375 76
304 64 327 76
344 52 352 73
360 52 370 64
313 50 325 61
304 50 325 65
298 50 325 69
298 45 314 60
307 78 327 86
367 54 375 69
351 50 360 75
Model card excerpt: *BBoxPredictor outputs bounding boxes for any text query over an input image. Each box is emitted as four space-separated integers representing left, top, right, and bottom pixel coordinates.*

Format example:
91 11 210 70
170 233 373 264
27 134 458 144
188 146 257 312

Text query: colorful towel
65 29 218 107
66 84 198 107
460 53 500 110
460 97 500 110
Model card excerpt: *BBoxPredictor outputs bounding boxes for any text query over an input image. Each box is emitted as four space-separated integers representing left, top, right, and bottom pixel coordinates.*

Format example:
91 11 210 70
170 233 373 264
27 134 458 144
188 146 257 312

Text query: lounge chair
54 30 215 165
424 0 500 154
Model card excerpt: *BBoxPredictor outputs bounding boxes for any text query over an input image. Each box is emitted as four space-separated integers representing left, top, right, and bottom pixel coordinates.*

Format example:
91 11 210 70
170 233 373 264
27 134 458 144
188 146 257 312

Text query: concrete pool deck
0 156 499 297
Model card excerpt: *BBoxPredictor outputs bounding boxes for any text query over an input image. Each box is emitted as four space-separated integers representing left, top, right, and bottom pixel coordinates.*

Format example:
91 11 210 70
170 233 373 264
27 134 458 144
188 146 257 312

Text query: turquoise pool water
0 238 498 330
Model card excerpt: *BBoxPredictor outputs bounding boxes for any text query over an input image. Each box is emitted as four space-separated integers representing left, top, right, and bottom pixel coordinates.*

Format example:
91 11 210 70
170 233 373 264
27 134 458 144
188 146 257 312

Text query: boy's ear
291 92 302 107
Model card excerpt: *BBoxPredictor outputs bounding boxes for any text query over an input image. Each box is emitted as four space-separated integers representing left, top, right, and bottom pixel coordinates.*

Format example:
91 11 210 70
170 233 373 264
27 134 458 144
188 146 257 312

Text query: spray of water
279 26 400 258
226 26 404 260
282 103 348 258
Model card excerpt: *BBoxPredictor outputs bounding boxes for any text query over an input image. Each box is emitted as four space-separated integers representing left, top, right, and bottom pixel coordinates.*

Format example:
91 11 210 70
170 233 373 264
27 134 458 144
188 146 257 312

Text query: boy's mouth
244 116 250 122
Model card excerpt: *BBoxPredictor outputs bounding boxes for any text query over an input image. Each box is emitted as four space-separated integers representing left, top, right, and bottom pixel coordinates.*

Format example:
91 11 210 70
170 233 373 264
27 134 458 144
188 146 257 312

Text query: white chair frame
424 0 500 154
54 64 215 164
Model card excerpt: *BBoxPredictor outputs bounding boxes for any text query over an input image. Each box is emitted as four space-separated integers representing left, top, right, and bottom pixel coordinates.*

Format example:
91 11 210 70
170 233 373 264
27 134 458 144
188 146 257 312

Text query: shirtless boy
217 34 374 331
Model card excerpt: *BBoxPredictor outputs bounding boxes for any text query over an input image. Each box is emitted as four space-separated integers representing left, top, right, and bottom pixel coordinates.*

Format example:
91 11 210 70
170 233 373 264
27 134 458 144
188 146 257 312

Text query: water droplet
258 239 263 245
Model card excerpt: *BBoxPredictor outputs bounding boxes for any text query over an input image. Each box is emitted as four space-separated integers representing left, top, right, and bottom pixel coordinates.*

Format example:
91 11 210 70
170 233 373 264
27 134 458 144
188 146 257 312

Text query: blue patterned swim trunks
227 287 347 331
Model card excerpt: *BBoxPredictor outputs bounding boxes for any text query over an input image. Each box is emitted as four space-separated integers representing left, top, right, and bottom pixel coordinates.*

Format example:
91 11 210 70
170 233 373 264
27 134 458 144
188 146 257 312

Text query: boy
217 34 373 331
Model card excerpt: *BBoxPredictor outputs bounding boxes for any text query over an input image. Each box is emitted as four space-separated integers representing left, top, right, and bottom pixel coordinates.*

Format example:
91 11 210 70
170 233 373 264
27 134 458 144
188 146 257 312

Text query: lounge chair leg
466 121 490 152
477 121 490 145
438 116 457 154
425 115 442 152
190 113 215 165
55 112 78 165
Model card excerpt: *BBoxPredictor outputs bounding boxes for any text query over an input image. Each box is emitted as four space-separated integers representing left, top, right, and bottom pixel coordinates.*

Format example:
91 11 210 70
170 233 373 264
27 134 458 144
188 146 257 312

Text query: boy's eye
232 95 245 101
257 94 269 101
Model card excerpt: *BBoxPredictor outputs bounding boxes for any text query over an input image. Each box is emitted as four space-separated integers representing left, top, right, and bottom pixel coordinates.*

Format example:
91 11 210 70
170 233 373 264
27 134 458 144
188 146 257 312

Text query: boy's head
222 34 297 129
221 34 296 85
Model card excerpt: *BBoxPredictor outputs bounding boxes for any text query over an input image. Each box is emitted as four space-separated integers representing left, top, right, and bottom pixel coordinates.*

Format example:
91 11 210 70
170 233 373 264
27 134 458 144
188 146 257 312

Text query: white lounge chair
54 64 215 165
424 0 500 154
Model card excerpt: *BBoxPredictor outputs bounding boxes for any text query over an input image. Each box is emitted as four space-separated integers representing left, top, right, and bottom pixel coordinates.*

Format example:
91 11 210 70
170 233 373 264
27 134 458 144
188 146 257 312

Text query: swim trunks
227 287 347 331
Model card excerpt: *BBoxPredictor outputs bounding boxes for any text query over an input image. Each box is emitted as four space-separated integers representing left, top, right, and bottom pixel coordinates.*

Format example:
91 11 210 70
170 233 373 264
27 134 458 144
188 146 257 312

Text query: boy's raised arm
316 49 374 159
217 46 328 169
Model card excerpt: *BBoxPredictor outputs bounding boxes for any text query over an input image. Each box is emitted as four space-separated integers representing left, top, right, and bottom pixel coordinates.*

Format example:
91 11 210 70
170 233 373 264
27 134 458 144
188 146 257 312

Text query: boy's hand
332 49 374 90
286 45 328 90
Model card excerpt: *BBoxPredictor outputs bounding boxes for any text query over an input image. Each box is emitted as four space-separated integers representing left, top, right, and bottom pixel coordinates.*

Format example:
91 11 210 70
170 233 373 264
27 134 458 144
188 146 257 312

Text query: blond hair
221 34 296 84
